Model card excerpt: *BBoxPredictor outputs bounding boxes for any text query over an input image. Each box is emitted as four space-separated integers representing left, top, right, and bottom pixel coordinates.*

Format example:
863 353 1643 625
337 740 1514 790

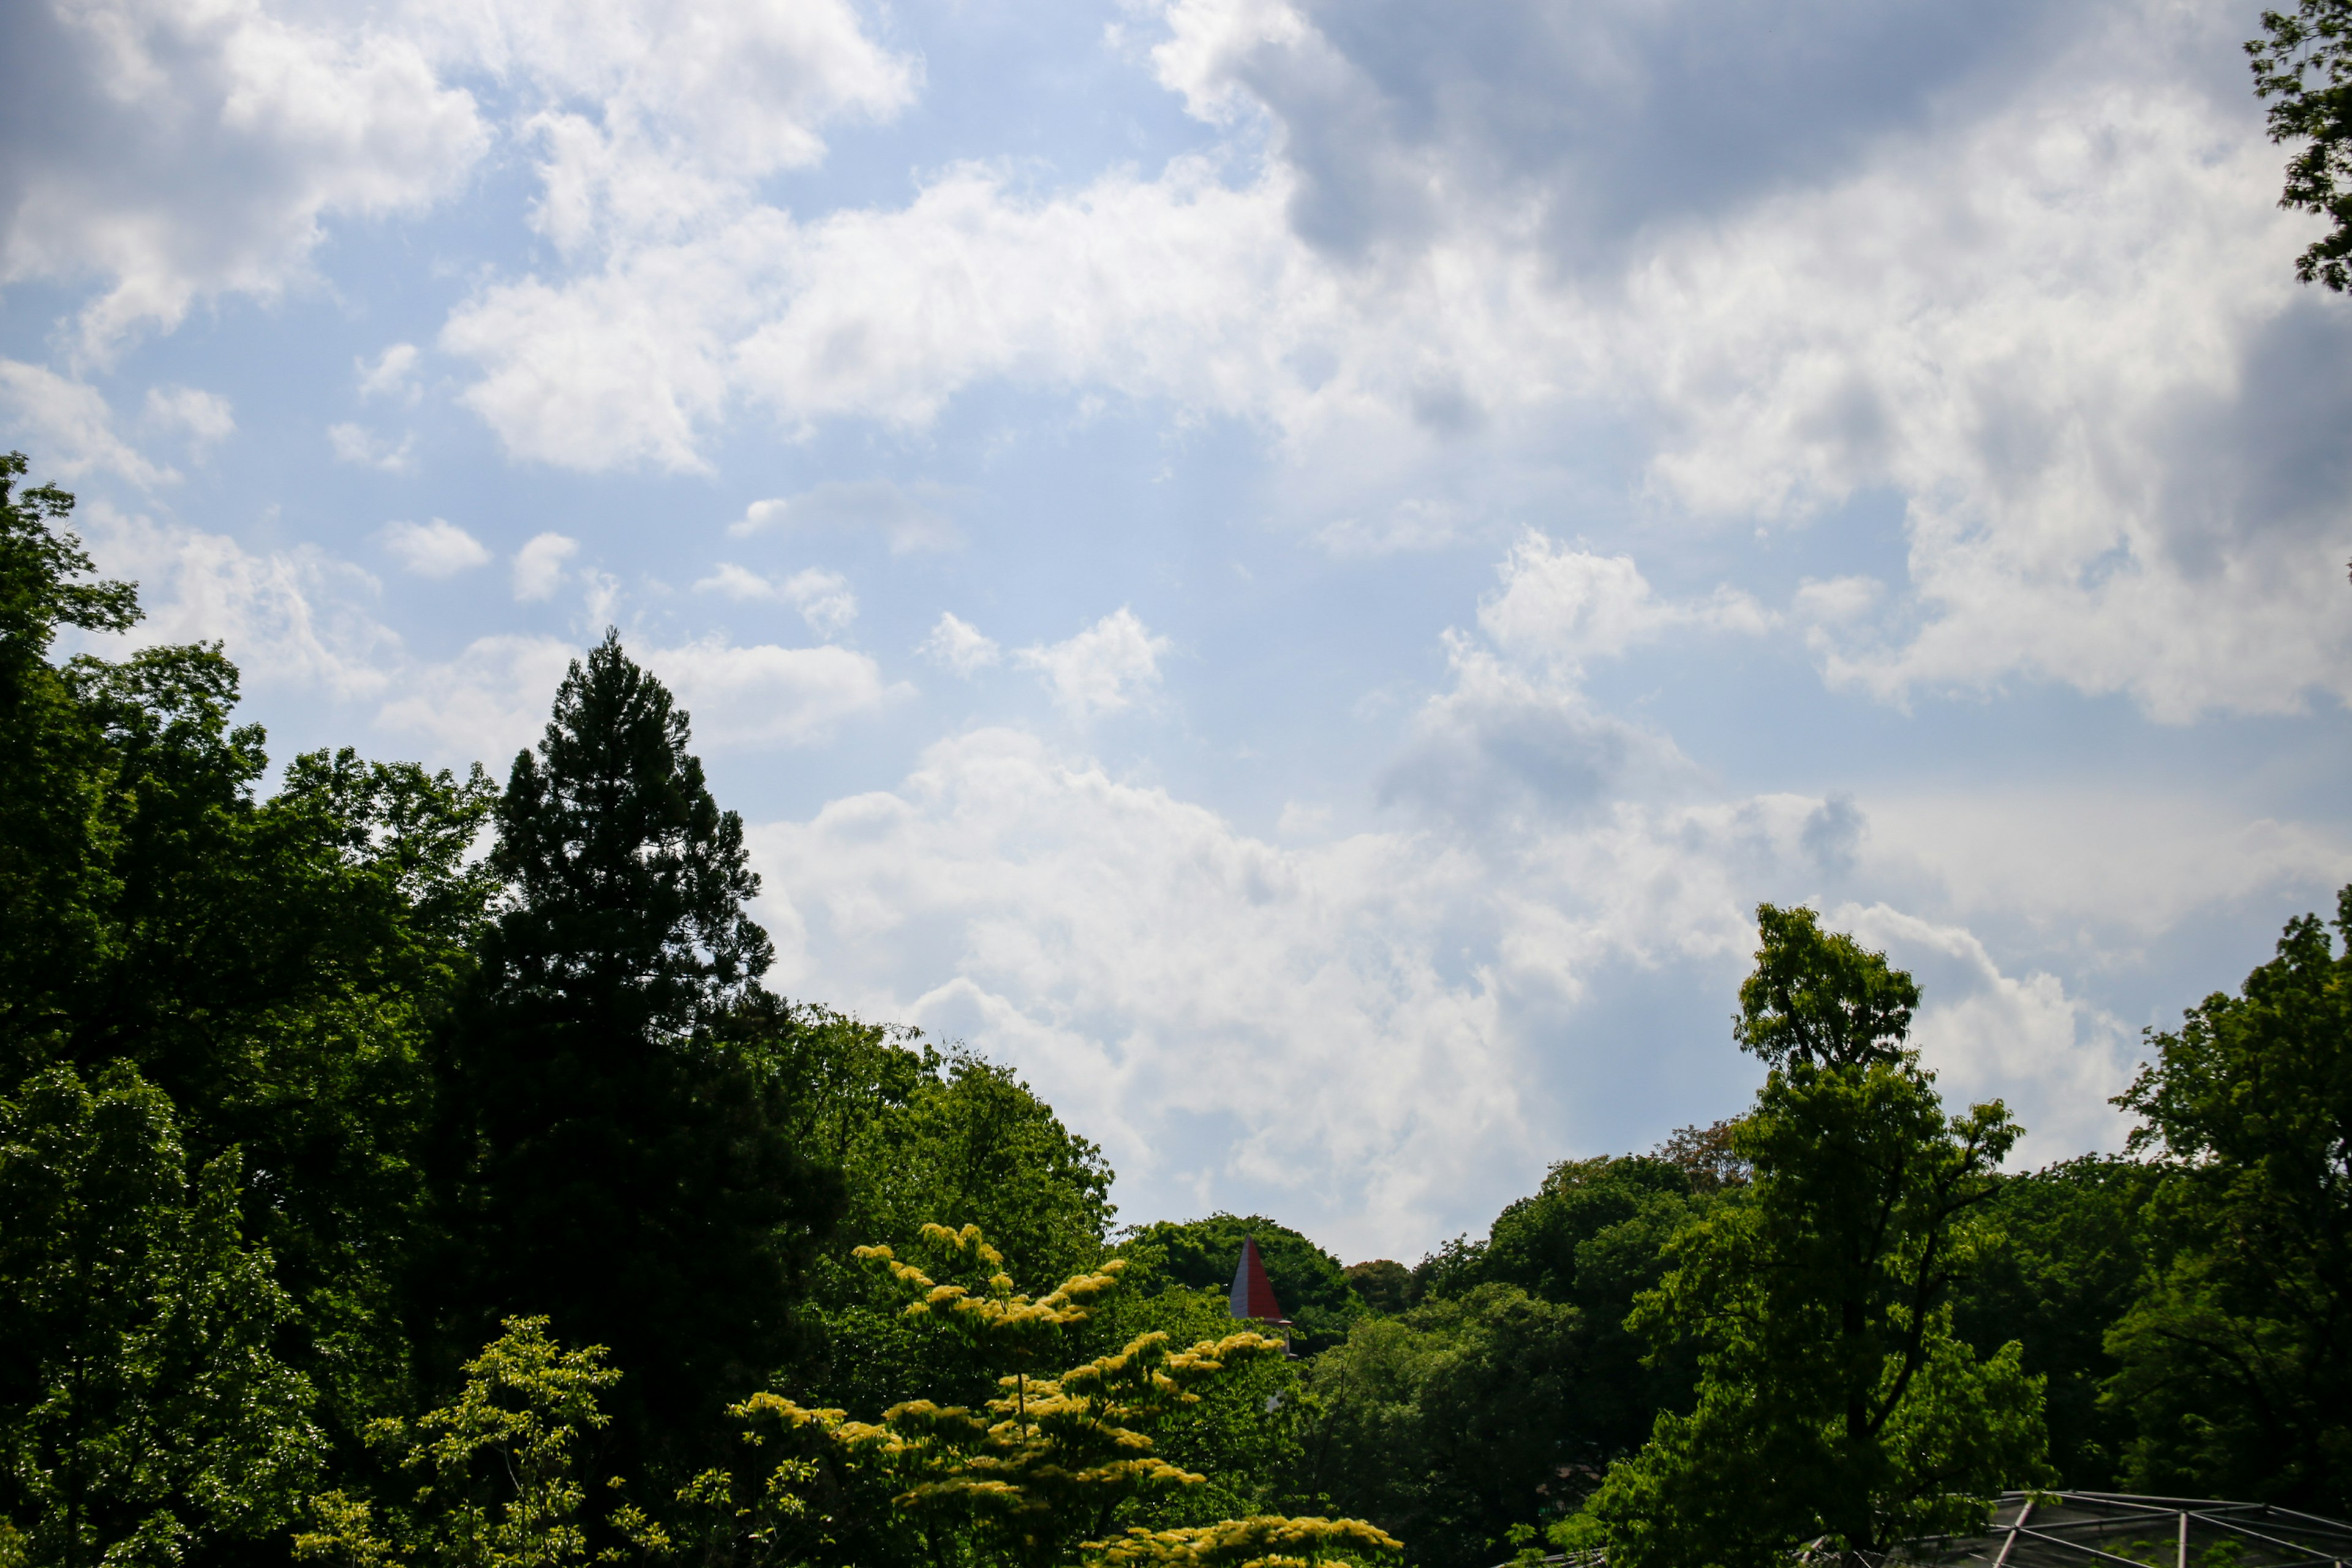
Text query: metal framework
1886 1492 2352 1568
1520 1493 2352 1568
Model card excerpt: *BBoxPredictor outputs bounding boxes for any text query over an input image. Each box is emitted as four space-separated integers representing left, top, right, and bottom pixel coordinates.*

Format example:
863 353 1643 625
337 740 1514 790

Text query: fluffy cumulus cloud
1014 609 1172 721
405 0 2351 723
0 0 487 354
378 518 491 577
76 500 399 700
746 532 2199 1251
642 636 907 748
921 612 1001 677
511 532 579 602
694 563 858 638
0 361 175 485
1476 534 1772 677
142 385 234 450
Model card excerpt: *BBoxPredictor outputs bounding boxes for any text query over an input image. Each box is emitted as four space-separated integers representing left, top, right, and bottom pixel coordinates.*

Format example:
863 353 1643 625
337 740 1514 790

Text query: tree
0 453 137 1075
2103 889 2352 1510
1732 903 1918 1071
1341 1262 1416 1316
742 1224 1391 1568
0 452 503 1453
1568 910 2046 1568
2250 1 2352 290
1408 1155 1708 1477
296 1318 664 1568
439 633 837 1470
0 1064 320 1568
1950 1157 2157 1489
1300 1284 1593 1568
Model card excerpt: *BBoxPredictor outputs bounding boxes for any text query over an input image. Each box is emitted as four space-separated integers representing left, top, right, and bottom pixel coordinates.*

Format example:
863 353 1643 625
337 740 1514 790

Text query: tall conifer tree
440 631 835 1471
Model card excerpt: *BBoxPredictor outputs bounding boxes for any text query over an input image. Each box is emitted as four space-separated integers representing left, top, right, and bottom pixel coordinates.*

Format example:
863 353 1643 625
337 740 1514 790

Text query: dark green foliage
1951 1157 2157 1489
0 455 496 1466
1120 1215 1363 1352
2250 1 2352 290
1302 1285 1591 1568
438 633 839 1471
1570 919 2046 1568
0 454 138 1063
1342 1261 1416 1316
1733 902 1918 1070
0 1063 321 1568
1410 1156 1705 1471
2103 891 2352 1510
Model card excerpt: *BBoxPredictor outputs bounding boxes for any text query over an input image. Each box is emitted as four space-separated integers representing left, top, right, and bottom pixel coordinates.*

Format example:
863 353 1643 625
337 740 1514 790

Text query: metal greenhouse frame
1885 1491 2352 1568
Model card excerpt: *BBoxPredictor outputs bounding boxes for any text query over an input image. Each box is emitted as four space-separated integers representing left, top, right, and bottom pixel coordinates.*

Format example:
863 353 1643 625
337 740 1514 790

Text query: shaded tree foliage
2104 891 2352 1510
1301 1286 1591 1568
0 1064 320 1568
1951 1157 2157 1490
436 633 839 1471
0 456 495 1466
1570 910 2046 1568
1341 1261 1417 1316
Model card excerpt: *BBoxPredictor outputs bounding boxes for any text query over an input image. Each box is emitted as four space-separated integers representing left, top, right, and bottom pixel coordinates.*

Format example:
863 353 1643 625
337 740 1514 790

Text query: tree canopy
2251 1 2352 290
1 443 2348 1566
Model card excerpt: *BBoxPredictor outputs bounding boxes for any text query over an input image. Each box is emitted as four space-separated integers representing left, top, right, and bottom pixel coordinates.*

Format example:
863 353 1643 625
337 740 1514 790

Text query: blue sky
4 0 2350 1260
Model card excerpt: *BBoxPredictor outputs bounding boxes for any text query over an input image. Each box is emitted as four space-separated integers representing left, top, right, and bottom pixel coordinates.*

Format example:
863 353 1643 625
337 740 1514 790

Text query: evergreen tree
439 631 837 1472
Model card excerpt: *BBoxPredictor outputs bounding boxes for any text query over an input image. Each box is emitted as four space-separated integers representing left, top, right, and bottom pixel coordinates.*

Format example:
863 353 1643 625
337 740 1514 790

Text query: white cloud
378 632 580 764
643 635 907 747
1838 903 2136 1159
1014 608 1171 720
511 532 579 601
328 422 415 472
921 611 1001 677
748 726 1533 1253
77 500 397 700
1614 57 2352 720
378 518 490 577
142 385 235 450
1860 790 2352 942
0 361 175 486
1476 532 1772 677
745 713 2156 1253
439 0 2348 725
357 343 421 402
728 480 959 552
693 563 858 637
4 0 488 355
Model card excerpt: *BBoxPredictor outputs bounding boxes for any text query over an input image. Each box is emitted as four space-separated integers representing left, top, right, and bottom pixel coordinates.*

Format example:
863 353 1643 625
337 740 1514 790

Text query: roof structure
1228 1235 1287 1324
1526 1494 2352 1568
1885 1491 2352 1568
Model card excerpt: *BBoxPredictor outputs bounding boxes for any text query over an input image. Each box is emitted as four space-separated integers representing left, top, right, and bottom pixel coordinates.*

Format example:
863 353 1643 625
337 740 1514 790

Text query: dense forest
2 417 2350 1568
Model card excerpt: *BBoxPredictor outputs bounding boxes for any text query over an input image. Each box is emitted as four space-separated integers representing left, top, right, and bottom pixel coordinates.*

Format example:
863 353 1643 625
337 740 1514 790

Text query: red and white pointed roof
1228 1235 1287 1322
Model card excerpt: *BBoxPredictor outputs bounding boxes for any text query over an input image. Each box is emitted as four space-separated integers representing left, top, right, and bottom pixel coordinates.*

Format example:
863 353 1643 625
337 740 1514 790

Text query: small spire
1229 1235 1287 1323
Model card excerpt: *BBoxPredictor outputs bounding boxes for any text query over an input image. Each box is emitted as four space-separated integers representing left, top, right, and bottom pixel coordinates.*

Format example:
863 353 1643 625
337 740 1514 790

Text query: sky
4 0 2350 1263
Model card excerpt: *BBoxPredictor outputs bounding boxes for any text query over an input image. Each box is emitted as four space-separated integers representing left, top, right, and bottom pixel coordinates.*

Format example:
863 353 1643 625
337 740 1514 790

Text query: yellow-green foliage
737 1223 1391 1568
1082 1517 1401 1568
295 1317 665 1568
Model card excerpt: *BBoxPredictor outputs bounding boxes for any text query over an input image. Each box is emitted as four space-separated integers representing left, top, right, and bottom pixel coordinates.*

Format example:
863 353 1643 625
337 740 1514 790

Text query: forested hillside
3 447 2349 1568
